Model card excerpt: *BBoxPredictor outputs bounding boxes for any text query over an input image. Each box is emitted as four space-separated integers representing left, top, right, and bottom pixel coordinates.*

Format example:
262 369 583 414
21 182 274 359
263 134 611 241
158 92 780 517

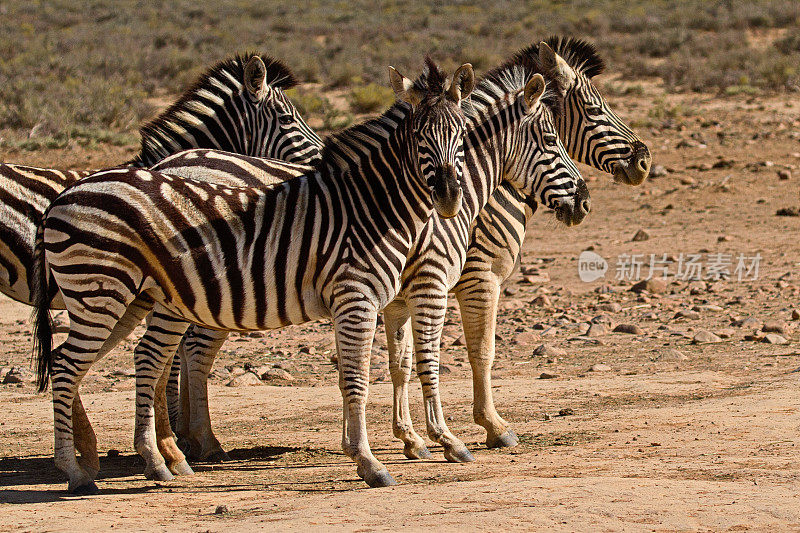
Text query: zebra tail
31 220 54 393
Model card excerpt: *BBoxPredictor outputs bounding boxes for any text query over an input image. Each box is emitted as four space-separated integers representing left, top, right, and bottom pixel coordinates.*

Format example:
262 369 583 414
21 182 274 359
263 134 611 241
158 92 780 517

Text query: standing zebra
164 37 648 464
389 36 652 455
0 53 324 477
33 59 473 493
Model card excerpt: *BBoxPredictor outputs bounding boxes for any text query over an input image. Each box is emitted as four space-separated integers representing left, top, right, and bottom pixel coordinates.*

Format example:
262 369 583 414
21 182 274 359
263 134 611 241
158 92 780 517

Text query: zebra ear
244 56 270 101
447 63 474 103
538 42 576 88
522 73 546 113
389 66 422 106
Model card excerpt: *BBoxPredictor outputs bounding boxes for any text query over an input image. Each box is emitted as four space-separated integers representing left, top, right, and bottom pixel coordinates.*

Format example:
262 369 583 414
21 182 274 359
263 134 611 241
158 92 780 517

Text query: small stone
576 322 591 335
658 349 688 362
226 372 262 387
2 367 32 384
692 330 722 344
589 363 612 372
450 334 466 347
247 331 265 338
261 367 294 382
539 372 558 379
298 345 316 355
717 235 732 242
597 302 622 313
558 408 574 416
792 309 800 321
631 229 650 242
631 278 667 295
778 169 792 180
762 321 787 335
733 316 761 329
532 344 566 357
715 328 736 339
587 323 610 337
514 331 542 345
522 272 551 284
613 324 644 335
107 449 120 458
679 176 696 186
228 366 247 377
591 314 613 326
763 333 788 345
439 364 452 375
110 368 136 378
215 505 229 515
531 295 552 307
504 286 519 296
649 165 668 178
776 207 800 217
210 368 231 381
674 309 700 320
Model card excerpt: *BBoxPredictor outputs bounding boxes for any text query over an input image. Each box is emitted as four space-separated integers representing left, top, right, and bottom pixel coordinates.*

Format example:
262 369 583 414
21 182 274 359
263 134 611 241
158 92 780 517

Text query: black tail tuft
31 221 54 393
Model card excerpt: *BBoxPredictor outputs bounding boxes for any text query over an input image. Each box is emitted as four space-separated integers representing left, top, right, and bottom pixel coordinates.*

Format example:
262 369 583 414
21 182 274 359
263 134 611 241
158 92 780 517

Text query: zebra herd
0 36 651 494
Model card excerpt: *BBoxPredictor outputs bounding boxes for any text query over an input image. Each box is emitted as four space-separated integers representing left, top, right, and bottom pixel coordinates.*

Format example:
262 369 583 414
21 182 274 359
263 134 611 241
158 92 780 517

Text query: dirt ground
1 83 799 531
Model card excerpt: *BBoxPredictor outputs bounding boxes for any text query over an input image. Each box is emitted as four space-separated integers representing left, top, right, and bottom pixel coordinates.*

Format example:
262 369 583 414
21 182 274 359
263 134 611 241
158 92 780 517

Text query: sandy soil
1 85 799 531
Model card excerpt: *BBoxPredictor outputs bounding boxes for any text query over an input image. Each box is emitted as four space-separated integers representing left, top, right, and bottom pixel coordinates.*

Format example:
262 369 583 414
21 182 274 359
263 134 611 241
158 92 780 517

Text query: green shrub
349 84 395 114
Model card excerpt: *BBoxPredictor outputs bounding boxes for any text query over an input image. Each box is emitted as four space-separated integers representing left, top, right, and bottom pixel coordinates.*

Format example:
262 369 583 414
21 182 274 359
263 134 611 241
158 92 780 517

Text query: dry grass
0 0 798 147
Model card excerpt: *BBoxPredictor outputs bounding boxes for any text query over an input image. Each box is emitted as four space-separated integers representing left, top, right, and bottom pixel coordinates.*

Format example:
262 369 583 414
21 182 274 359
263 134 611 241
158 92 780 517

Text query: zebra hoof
203 449 231 463
69 480 99 496
168 459 195 476
145 464 174 482
486 430 519 449
403 444 433 460
444 445 476 463
364 470 398 488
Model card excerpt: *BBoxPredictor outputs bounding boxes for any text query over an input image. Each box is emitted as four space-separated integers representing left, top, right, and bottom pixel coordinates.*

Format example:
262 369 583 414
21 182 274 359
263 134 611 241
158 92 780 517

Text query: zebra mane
544 36 606 78
317 59 450 170
132 53 298 166
468 50 563 121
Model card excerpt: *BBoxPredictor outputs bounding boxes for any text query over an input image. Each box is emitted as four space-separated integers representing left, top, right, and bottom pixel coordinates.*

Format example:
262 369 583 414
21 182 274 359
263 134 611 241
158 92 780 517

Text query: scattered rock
792 309 800 321
107 449 120 458
613 324 644 335
210 368 231 381
658 349 688 362
597 302 622 313
531 295 552 307
576 322 591 335
631 229 650 242
450 334 466 347
679 176 696 186
532 344 566 357
558 408 574 416
439 364 452 375
538 372 558 379
631 278 667 295
215 505 229 515
715 328 736 339
514 331 542 345
674 309 700 320
763 333 788 345
776 207 800 217
504 286 518 296
717 235 732 242
226 372 262 387
591 314 613 326
733 316 761 329
260 367 294 383
778 169 792 180
2 367 32 384
648 165 668 178
587 323 610 337
589 363 612 372
762 321 788 335
110 368 136 378
692 330 722 344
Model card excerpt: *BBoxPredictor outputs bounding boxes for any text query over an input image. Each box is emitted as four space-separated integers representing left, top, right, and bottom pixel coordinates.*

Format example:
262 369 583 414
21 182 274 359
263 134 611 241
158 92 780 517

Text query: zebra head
136 54 322 168
390 58 474 219
538 37 652 186
507 73 590 227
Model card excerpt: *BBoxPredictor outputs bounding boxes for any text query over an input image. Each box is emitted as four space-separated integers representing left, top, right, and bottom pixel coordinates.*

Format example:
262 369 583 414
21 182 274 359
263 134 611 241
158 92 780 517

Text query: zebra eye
586 105 603 116
543 133 558 146
278 115 294 126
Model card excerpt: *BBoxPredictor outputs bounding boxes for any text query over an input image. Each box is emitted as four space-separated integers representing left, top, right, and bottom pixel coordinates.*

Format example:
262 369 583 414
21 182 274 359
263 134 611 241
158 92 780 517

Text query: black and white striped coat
33 60 473 492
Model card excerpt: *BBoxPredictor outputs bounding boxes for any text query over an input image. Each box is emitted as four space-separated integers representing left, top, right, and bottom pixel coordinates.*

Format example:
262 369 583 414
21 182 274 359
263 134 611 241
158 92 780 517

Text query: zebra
387 36 653 456
162 37 647 464
32 58 474 493
0 52 324 477
0 53 322 307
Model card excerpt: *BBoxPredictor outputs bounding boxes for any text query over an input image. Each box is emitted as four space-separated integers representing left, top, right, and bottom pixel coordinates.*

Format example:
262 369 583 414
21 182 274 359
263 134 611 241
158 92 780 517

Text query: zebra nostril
581 199 591 214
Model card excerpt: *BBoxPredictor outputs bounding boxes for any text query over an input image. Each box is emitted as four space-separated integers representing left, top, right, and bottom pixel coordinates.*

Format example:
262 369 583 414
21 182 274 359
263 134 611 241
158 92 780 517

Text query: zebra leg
383 300 430 460
408 293 475 464
334 310 396 488
456 276 518 449
184 327 230 462
132 307 190 482
71 294 156 482
165 342 182 433
153 351 194 476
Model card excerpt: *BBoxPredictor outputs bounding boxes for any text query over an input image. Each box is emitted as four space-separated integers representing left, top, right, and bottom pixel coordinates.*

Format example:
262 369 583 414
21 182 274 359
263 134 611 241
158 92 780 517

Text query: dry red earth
1 83 799 531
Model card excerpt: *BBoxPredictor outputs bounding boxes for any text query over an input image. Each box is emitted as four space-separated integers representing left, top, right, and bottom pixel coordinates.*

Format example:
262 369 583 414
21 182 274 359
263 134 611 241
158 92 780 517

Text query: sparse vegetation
349 84 395 114
0 0 798 144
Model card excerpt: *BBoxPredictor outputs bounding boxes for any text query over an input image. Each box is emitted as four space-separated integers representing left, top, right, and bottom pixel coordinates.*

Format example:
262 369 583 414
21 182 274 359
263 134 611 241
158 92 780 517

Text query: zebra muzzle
613 140 652 186
430 164 462 219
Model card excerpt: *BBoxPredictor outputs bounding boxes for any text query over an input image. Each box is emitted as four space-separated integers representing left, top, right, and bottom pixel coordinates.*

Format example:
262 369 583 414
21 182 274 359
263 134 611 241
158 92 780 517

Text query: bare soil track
1 86 799 531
